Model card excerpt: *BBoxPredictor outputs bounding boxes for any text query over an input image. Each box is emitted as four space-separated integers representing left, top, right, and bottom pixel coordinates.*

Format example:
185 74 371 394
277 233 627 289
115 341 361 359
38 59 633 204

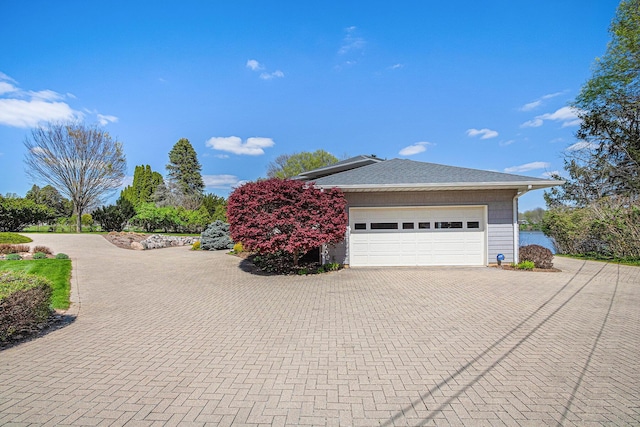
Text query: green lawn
0 259 72 309
556 253 640 267
0 232 33 244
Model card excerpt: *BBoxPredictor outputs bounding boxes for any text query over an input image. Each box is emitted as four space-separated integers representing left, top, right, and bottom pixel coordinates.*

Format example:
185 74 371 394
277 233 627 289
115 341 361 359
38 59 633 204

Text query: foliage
232 242 244 253
132 203 210 233
32 252 47 260
5 254 22 260
166 138 205 206
200 220 234 251
516 261 535 270
0 259 72 310
519 244 554 269
518 208 545 231
542 196 640 259
324 262 341 271
121 164 164 207
251 251 297 274
228 178 347 266
0 195 54 232
33 246 52 254
55 253 69 259
0 233 32 244
0 271 53 342
201 194 227 222
191 240 201 251
0 245 30 254
25 184 72 218
267 149 339 178
92 197 136 232
24 121 127 232
548 0 640 207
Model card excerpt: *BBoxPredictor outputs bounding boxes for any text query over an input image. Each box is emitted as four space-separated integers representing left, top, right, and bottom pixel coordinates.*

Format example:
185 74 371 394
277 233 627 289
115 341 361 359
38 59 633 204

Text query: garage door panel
349 206 486 267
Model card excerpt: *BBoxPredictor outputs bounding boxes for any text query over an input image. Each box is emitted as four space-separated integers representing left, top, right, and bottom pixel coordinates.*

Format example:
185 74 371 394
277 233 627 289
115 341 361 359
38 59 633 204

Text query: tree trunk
76 208 83 233
293 249 299 267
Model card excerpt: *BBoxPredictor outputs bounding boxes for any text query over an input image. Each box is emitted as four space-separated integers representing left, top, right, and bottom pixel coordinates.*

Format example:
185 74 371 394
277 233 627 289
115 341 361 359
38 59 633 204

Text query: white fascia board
314 180 564 192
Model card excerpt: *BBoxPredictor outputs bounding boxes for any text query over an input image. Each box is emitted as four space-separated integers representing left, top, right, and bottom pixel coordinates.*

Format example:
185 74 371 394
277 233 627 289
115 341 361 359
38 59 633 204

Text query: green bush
0 233 32 244
191 240 201 251
200 220 234 251
0 271 53 342
519 244 553 269
517 261 535 270
5 254 21 261
33 252 47 260
0 196 54 232
324 262 341 271
55 253 69 259
298 268 308 275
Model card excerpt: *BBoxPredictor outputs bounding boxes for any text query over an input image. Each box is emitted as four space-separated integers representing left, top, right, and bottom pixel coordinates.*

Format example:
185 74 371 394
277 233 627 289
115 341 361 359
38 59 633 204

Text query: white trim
513 194 519 264
316 180 563 192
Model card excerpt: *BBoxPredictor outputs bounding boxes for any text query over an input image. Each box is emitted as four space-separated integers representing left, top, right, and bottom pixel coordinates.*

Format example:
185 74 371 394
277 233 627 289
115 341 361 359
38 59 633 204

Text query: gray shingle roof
295 155 383 180
310 158 557 188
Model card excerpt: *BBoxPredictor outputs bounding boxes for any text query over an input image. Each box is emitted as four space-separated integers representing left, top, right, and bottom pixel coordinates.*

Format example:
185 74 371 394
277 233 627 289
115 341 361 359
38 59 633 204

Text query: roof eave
313 180 564 192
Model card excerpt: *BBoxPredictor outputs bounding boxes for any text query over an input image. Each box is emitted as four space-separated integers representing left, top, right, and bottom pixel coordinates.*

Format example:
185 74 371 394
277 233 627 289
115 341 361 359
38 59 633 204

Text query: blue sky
0 1 620 211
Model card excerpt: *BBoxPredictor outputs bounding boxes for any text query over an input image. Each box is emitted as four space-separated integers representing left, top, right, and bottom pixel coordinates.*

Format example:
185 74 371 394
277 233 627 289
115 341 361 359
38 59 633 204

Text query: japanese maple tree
227 178 347 266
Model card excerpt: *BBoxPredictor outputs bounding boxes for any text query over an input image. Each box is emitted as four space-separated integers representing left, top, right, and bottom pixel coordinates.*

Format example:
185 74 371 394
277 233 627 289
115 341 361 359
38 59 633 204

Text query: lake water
520 230 556 254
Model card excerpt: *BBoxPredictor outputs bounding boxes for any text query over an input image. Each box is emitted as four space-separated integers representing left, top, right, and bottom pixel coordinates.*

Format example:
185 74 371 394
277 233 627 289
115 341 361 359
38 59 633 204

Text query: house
297 156 562 267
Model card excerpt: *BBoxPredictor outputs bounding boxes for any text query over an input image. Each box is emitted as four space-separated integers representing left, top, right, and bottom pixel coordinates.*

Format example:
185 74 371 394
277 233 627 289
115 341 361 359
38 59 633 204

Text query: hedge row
0 271 53 342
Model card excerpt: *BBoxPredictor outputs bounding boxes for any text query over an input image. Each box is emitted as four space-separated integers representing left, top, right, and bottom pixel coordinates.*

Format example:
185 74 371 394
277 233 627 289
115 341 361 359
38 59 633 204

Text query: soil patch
103 232 148 250
492 264 561 272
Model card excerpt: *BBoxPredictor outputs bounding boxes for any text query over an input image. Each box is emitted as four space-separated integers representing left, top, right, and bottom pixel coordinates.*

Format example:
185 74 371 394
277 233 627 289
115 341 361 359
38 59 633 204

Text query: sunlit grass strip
0 233 32 244
0 259 72 309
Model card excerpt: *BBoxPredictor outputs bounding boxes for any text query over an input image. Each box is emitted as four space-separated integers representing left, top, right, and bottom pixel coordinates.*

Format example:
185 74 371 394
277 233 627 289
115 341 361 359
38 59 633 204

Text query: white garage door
349 206 487 267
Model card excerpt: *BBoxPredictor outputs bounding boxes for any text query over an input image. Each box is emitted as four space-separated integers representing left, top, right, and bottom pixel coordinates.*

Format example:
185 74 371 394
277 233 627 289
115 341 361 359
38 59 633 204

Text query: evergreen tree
166 138 205 203
121 164 164 207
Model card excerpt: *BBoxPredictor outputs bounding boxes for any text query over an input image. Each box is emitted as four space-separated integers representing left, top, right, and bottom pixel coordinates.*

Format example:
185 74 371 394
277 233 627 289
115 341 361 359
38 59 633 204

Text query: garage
348 206 487 267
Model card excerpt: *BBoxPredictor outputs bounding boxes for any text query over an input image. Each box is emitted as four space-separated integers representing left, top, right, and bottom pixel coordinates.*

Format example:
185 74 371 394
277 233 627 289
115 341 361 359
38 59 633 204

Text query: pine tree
166 138 205 203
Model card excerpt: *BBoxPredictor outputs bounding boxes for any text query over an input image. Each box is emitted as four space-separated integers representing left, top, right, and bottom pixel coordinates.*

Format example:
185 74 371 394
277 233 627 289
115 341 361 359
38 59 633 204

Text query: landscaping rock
130 242 144 250
139 235 199 250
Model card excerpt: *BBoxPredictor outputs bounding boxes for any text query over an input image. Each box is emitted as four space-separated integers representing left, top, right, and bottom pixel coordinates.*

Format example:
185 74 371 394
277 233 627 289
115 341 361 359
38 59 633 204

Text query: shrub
33 246 52 254
200 220 234 251
0 196 54 232
33 252 47 260
5 254 22 261
93 197 136 232
519 244 554 269
324 262 341 271
0 232 32 244
0 271 53 342
233 242 244 253
252 251 295 274
55 253 69 259
298 268 308 275
0 244 30 255
516 261 535 270
191 240 201 251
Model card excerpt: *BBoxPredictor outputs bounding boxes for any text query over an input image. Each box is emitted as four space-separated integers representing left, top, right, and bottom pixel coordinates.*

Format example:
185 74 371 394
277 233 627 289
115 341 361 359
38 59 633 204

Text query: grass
555 253 640 267
0 232 33 244
0 259 72 309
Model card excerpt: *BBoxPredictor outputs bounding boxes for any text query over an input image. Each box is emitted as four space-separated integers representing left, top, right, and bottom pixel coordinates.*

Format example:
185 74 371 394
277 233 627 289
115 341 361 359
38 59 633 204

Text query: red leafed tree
227 178 347 266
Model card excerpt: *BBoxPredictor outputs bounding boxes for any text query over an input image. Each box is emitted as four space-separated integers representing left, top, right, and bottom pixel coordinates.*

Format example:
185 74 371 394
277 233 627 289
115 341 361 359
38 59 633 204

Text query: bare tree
24 122 127 232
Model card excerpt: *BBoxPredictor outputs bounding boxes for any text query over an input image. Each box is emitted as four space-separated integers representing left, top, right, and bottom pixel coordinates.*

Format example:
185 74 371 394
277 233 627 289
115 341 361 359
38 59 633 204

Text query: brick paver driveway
1 234 639 426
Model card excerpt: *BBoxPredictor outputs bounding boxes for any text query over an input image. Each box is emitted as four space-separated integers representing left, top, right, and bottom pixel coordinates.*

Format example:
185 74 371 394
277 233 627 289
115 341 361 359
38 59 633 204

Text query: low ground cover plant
32 252 47 260
0 233 32 244
0 259 72 310
0 271 53 342
33 246 52 254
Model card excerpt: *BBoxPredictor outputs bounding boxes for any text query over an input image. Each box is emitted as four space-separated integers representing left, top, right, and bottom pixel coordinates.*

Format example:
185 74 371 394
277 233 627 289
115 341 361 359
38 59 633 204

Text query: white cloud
499 139 515 147
97 114 118 126
521 106 581 128
215 154 230 159
0 99 80 128
205 136 275 156
566 141 599 151
399 141 434 156
466 128 499 139
246 59 263 71
203 174 241 189
541 170 560 178
0 81 17 95
260 70 285 80
28 89 64 101
390 63 404 70
504 161 551 173
519 91 564 112
338 26 365 55
0 72 16 83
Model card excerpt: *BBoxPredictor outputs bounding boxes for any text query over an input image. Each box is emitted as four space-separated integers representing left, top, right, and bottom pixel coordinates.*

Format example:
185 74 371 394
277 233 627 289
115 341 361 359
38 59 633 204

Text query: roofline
313 180 564 192
295 155 384 180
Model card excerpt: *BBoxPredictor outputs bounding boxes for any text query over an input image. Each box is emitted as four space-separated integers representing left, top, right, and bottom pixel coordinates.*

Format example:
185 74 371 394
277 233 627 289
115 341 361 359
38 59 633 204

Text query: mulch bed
492 264 561 272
